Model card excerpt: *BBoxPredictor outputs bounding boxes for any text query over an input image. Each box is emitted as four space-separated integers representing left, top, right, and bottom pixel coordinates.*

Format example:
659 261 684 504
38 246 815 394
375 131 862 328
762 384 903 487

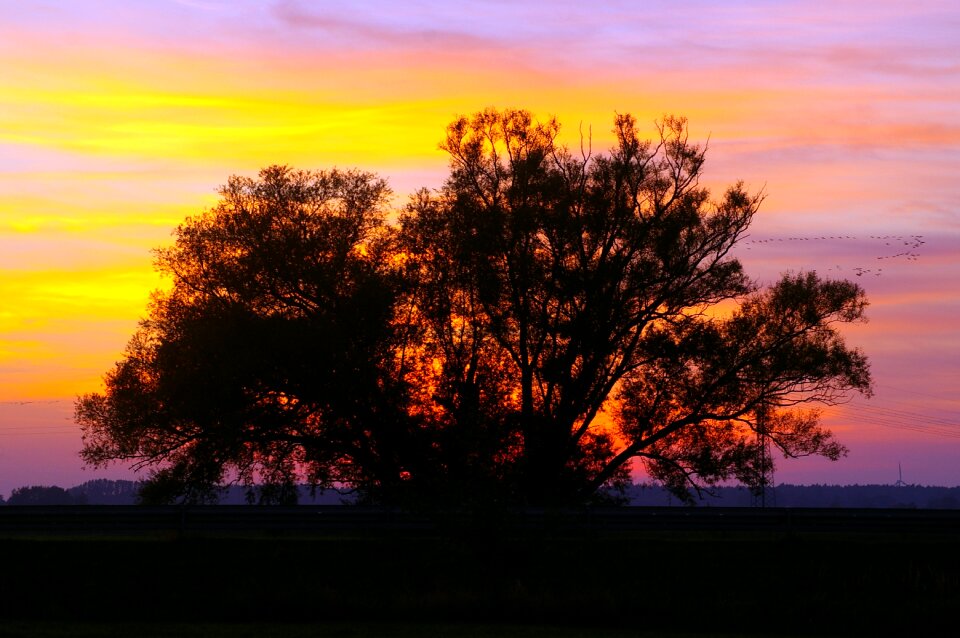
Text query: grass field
0 622 827 638
0 523 957 636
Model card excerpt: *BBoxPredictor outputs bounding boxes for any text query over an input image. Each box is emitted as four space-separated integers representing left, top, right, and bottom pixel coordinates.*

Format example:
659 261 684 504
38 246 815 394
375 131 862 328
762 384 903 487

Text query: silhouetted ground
4 624 850 638
0 622 826 638
0 519 957 637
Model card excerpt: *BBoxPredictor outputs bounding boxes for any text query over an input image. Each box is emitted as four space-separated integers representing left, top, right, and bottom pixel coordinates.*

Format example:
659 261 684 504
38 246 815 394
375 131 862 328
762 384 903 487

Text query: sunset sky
1 0 958 495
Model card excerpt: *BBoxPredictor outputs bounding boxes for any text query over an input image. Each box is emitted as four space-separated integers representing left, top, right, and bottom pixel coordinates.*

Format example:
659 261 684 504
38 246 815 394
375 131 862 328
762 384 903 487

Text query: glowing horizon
1 0 958 492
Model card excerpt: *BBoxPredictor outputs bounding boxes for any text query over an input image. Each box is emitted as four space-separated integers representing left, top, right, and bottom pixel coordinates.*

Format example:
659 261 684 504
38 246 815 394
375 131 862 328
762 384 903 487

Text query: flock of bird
741 234 925 277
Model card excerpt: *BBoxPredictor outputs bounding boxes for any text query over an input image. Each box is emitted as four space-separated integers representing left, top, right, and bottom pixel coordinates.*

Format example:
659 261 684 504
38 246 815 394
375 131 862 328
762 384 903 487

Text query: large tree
398 109 869 504
77 110 871 506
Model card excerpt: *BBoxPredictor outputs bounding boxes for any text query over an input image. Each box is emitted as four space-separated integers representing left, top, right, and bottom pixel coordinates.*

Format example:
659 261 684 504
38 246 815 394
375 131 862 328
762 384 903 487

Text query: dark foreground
0 621 788 638
1 507 958 637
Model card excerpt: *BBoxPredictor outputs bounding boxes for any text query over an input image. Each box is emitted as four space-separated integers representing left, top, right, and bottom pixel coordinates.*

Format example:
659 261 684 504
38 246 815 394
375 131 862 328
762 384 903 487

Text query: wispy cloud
0 0 957 486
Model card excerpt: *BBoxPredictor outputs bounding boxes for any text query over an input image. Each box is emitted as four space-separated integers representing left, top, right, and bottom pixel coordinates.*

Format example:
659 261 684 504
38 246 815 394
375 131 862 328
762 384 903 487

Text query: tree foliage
78 167 413 504
77 110 871 506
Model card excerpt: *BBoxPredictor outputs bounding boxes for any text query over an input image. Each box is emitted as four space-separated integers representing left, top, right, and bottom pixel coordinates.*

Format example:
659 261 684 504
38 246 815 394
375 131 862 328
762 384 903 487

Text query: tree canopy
76 109 871 506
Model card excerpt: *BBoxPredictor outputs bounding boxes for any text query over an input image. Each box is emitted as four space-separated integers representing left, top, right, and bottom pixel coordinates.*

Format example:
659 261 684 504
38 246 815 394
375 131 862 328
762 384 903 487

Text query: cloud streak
0 0 957 488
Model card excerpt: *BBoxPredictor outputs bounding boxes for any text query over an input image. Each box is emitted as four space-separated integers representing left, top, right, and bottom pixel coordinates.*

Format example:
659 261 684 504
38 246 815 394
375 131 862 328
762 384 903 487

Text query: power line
851 404 959 428
824 398 960 440
0 431 80 437
876 383 957 402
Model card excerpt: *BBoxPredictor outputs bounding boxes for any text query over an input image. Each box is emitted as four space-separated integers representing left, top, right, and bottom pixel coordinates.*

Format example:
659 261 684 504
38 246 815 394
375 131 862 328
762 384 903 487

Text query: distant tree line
0 480 350 506
5 485 86 506
5 480 960 509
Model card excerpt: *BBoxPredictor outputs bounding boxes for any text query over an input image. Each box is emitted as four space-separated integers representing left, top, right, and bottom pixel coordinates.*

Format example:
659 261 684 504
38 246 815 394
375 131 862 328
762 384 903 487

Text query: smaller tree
76 166 413 504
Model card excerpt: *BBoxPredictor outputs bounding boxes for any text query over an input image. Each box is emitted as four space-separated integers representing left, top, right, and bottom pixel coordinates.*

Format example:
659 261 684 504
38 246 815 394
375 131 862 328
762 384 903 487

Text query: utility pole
752 402 775 508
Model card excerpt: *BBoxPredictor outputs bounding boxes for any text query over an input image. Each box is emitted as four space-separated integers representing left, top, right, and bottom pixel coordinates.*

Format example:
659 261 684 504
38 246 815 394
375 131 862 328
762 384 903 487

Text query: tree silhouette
7 485 85 505
76 110 871 506
77 166 416 504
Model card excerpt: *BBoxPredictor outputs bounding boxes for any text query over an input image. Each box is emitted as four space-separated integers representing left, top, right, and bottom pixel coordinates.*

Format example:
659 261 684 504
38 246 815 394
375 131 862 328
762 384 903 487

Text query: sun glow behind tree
1 1 958 493
75 111 872 505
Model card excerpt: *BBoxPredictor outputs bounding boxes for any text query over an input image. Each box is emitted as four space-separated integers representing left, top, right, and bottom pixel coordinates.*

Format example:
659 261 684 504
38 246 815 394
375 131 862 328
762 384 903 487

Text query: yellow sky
1 0 958 489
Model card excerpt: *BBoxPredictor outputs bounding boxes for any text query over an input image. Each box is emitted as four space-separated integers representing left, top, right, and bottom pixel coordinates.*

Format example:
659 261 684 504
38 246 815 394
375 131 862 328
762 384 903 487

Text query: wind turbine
895 463 906 487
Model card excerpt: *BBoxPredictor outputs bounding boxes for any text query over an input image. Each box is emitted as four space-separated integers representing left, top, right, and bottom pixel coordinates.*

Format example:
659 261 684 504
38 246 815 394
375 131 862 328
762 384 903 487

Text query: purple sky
0 0 957 495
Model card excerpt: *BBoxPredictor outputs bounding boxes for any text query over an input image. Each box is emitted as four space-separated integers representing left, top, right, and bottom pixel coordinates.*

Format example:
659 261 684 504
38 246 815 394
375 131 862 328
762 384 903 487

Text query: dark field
1 508 958 637
0 621 794 638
